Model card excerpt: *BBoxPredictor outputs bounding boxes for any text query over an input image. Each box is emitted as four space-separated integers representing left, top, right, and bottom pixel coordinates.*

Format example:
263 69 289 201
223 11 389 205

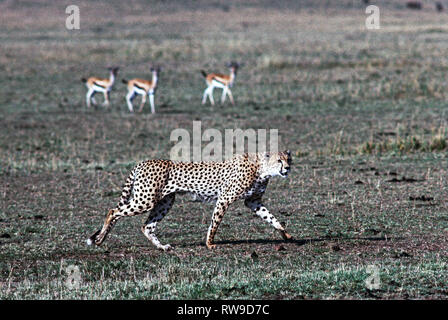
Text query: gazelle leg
91 94 97 106
126 91 135 112
202 87 209 105
208 86 215 105
227 88 234 105
86 88 95 108
221 87 227 104
103 90 110 107
148 93 155 114
138 93 147 112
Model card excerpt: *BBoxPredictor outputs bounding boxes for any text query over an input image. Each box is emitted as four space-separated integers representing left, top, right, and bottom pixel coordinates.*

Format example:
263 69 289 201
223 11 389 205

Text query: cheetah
87 150 293 251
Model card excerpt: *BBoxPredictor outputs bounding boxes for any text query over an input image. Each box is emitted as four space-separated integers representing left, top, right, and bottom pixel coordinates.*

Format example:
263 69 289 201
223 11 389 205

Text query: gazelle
201 61 240 106
122 67 161 113
81 67 119 108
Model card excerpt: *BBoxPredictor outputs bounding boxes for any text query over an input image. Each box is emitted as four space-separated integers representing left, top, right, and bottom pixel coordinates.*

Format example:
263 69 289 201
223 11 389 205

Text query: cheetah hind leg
141 194 175 251
87 196 156 246
87 208 123 246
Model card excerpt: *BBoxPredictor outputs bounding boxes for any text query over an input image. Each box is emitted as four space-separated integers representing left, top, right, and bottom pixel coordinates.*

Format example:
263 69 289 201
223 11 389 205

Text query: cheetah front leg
244 197 292 241
141 194 175 251
206 197 235 249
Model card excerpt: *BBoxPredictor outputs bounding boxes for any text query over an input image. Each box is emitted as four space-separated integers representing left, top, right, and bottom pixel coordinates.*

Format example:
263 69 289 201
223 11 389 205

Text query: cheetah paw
281 231 293 241
159 244 173 251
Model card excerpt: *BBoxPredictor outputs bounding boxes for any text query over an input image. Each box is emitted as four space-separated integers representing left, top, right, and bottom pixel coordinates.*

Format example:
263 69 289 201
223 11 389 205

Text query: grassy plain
0 0 448 299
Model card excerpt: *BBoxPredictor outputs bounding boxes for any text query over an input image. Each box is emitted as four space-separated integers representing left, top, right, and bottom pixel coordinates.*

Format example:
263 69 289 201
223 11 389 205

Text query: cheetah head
260 150 292 179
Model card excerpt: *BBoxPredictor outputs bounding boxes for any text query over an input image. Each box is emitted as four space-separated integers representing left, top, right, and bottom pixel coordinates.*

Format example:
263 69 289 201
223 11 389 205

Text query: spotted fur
87 150 292 251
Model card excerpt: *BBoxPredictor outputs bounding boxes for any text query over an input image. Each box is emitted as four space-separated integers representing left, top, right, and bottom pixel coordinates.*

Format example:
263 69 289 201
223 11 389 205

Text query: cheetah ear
285 150 291 156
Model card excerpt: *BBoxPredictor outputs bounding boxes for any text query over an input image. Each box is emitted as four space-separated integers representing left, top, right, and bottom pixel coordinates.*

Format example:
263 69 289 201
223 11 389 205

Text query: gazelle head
150 66 162 75
226 61 240 87
108 66 120 76
150 66 161 87
226 61 240 75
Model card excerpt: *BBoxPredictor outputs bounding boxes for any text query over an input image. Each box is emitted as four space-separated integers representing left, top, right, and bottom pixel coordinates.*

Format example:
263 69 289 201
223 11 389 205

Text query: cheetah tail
117 167 137 207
